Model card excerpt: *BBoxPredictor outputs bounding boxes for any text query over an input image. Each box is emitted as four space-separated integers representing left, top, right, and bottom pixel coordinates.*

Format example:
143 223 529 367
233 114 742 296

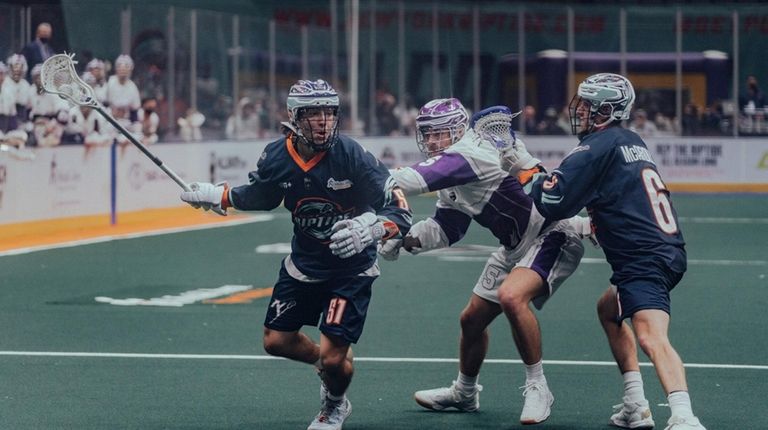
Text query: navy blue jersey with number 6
527 126 686 286
229 134 411 279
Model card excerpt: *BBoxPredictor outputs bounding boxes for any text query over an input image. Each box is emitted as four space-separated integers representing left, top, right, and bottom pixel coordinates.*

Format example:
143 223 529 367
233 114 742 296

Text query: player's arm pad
404 218 449 255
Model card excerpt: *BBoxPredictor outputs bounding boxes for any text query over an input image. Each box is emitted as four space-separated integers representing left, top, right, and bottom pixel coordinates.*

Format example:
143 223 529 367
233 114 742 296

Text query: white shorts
472 220 585 309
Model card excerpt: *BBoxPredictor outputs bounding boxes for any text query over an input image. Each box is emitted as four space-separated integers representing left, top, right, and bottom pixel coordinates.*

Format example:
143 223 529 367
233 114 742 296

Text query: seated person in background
2 54 32 138
28 64 68 147
106 54 140 146
82 58 109 106
138 97 159 144
225 97 261 140
629 109 658 138
178 108 205 142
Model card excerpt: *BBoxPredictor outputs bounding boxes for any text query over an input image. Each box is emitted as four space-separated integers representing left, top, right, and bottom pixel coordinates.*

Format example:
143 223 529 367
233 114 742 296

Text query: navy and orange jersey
527 126 686 286
228 134 411 279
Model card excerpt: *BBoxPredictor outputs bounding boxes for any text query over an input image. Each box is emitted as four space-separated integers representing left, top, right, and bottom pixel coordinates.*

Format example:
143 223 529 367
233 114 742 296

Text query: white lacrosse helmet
7 54 27 80
569 73 635 137
115 54 134 78
86 58 105 72
286 79 340 152
415 98 469 156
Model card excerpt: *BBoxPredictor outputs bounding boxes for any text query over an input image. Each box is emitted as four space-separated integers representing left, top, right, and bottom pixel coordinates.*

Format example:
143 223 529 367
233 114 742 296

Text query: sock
455 371 478 394
525 360 547 384
668 391 694 418
326 391 345 402
622 371 646 404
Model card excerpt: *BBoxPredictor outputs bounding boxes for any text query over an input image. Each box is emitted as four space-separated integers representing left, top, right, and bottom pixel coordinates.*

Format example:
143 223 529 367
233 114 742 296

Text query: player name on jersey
620 145 655 165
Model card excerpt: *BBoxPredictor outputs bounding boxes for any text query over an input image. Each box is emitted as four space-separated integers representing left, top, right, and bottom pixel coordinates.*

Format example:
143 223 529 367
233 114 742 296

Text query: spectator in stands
520 105 538 135
654 112 676 135
83 58 108 106
178 108 206 142
225 97 261 140
681 103 700 136
21 23 54 78
106 54 141 146
700 101 725 136
137 97 160 144
395 94 419 136
739 75 765 114
375 84 399 136
537 106 566 135
0 61 14 133
2 54 32 140
28 64 68 147
629 109 658 138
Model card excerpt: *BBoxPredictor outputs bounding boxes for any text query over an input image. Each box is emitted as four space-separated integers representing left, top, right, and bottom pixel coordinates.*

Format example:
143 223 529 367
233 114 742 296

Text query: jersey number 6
642 168 678 235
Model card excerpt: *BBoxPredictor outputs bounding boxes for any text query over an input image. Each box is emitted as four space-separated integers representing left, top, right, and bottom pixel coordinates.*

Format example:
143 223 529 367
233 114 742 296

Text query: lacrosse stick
40 53 191 192
470 105 521 151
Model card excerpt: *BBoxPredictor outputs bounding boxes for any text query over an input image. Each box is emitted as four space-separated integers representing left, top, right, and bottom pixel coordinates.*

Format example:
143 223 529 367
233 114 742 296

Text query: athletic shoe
663 415 706 430
610 400 655 429
519 381 554 424
307 397 352 430
414 380 482 412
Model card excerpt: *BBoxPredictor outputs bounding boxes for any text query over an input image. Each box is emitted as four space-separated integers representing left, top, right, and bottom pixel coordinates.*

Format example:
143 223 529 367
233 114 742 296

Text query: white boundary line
0 351 765 370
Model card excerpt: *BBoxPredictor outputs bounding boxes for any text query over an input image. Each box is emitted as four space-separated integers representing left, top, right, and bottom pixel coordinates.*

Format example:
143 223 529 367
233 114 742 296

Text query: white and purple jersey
392 130 548 252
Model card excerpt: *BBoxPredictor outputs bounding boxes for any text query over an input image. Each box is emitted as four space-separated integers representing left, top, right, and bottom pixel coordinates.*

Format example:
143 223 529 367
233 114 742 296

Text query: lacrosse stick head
470 106 521 151
40 54 99 108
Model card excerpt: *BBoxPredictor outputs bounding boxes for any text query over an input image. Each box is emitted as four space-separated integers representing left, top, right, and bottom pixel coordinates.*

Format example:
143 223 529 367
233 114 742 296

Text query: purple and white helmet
415 98 469 156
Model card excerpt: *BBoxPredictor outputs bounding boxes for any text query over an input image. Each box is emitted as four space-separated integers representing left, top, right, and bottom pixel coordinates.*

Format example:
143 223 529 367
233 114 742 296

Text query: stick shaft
95 106 191 192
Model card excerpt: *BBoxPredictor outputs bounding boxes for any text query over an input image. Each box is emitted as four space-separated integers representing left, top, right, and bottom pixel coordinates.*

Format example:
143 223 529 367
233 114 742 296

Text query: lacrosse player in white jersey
381 99 592 425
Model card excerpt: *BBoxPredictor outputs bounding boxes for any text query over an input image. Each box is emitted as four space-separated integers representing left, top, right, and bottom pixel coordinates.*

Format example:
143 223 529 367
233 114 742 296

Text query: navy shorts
264 263 376 344
615 271 684 322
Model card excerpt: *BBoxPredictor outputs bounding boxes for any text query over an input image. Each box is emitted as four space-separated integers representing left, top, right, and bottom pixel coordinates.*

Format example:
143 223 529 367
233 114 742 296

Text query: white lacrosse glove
180 181 228 216
377 238 402 261
329 212 387 259
402 219 447 255
499 138 541 174
576 216 600 248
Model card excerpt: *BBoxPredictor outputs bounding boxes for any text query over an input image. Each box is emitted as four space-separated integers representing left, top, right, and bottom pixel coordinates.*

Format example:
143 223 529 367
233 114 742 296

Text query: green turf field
0 194 766 429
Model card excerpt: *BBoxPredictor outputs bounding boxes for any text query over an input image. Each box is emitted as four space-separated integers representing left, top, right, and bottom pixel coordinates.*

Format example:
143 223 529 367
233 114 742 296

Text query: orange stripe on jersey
220 183 231 209
381 220 400 240
517 166 543 186
286 136 326 172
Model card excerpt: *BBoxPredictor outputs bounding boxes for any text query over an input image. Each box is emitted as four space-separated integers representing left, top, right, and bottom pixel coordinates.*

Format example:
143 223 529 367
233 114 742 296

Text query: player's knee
262 328 284 357
320 352 350 373
459 307 481 333
635 332 669 357
498 285 527 314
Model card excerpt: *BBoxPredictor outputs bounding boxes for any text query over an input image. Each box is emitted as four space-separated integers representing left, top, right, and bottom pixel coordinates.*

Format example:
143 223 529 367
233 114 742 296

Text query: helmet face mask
569 73 635 138
415 98 469 157
286 79 340 152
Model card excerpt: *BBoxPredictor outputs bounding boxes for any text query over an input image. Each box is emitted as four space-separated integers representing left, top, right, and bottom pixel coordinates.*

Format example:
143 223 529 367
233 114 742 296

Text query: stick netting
40 54 98 107
473 111 517 150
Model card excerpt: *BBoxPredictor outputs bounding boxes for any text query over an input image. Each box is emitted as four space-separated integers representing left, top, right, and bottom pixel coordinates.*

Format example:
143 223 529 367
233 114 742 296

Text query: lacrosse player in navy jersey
380 99 592 425
501 73 705 430
180 79 411 430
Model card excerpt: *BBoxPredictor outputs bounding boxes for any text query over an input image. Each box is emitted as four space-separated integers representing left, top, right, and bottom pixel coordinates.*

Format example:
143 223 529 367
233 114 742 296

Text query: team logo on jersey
327 178 353 190
293 197 354 241
278 181 293 189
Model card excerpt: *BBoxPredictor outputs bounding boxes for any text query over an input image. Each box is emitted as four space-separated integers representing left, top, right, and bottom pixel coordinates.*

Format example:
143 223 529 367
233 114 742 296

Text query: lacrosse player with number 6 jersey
382 99 592 425
180 79 411 430
506 73 705 430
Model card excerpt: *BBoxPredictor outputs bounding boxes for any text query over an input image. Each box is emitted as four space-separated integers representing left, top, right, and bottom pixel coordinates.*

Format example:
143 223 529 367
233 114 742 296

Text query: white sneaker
663 415 706 430
307 397 352 430
610 400 655 429
519 381 554 425
414 381 482 412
